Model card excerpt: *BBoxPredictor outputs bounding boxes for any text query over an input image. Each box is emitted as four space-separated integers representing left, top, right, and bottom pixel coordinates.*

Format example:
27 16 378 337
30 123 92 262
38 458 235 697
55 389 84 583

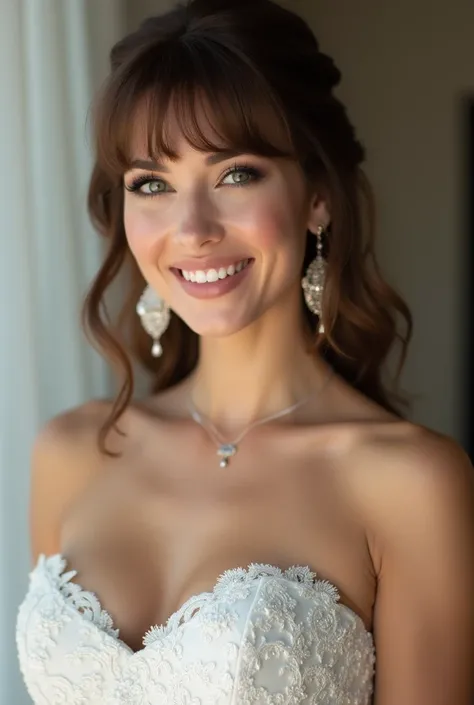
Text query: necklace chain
188 368 334 469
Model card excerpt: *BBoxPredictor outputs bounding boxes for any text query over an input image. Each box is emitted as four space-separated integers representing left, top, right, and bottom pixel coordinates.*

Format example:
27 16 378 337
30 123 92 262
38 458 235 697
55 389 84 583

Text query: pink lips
171 259 254 300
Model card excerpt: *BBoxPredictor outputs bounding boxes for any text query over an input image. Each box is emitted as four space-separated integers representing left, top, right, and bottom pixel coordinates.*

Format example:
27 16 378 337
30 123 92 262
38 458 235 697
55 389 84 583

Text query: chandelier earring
301 224 327 334
136 285 171 358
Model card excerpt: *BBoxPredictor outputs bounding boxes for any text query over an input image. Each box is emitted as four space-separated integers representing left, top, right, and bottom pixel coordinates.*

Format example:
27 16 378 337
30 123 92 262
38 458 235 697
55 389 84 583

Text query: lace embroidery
17 553 376 705
39 553 120 639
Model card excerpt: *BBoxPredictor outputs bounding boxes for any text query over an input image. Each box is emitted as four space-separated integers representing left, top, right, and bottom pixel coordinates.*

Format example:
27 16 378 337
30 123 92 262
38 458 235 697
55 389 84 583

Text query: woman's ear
306 189 331 234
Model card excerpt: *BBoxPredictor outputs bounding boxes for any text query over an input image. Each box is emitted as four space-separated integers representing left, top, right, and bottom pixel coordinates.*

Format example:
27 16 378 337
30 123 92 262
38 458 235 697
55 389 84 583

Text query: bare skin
30 380 474 705
32 373 393 651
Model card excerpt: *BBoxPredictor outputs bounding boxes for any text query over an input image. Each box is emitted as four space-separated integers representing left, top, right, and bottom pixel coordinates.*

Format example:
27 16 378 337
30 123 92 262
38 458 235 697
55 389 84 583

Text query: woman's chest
60 443 375 652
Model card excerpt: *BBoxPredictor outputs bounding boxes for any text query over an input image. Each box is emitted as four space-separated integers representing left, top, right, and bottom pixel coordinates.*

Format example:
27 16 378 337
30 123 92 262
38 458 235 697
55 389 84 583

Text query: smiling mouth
176 258 252 284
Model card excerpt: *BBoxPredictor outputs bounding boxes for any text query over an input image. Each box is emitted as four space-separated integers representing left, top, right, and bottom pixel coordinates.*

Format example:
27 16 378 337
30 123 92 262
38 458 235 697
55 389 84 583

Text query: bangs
94 36 297 178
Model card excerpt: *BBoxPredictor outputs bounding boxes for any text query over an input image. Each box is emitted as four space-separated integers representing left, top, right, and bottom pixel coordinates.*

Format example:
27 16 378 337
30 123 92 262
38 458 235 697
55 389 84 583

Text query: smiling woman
84 0 412 448
16 1 474 704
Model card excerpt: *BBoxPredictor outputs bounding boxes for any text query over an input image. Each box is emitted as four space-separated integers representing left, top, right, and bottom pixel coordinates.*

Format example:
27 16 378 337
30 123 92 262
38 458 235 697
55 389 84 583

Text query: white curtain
0 1 125 701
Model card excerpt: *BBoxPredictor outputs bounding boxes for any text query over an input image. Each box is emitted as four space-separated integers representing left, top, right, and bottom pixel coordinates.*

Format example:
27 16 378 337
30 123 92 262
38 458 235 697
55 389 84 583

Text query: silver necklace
188 370 334 468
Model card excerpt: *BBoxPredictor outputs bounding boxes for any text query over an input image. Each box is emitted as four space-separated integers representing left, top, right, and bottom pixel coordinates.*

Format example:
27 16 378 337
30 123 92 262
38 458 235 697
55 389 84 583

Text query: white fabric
16 554 375 704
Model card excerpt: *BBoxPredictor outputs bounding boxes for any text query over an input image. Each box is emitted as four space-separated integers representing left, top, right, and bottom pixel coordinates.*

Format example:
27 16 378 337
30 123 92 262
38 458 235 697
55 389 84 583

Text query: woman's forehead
125 89 293 163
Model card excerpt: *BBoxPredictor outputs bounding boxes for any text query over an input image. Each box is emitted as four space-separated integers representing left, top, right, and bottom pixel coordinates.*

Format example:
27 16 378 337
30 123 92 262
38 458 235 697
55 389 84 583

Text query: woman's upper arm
365 434 474 705
29 402 106 566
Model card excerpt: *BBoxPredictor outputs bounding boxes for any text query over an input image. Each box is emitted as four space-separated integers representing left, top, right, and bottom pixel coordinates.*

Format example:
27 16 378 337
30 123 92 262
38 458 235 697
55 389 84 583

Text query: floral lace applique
17 554 376 705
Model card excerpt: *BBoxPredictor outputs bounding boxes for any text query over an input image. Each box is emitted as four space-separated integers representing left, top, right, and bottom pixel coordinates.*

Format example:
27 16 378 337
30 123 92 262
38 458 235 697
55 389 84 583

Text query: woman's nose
173 192 225 250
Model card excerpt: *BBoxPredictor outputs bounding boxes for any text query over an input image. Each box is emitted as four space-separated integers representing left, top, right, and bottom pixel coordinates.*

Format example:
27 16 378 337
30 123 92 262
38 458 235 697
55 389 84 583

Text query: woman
16 0 474 703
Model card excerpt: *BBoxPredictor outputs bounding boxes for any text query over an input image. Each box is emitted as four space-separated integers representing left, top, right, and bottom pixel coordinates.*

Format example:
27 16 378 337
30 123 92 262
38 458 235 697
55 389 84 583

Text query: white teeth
181 259 249 284
206 269 219 282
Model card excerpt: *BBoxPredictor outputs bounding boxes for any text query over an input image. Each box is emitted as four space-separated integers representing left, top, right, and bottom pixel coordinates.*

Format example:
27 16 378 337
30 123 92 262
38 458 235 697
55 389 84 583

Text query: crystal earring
136 285 171 357
301 224 327 334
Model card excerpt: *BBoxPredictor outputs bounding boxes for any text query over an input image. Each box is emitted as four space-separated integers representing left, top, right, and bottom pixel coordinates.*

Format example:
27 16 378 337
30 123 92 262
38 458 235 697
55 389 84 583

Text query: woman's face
123 110 328 338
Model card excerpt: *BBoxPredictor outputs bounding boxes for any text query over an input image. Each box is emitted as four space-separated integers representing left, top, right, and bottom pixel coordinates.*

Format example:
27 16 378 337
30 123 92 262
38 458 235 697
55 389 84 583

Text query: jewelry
302 224 327 334
136 285 171 357
188 370 334 468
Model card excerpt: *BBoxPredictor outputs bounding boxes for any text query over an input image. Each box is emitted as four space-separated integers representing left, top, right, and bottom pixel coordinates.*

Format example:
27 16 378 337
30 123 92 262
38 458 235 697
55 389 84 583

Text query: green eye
125 175 169 197
220 166 262 187
142 180 166 194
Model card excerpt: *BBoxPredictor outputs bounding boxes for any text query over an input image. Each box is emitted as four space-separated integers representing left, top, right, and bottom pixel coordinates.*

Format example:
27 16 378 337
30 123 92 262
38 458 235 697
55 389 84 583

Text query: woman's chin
179 312 259 340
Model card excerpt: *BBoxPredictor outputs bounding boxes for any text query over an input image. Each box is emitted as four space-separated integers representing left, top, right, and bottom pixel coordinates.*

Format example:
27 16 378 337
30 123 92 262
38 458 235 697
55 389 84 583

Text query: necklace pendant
217 444 237 468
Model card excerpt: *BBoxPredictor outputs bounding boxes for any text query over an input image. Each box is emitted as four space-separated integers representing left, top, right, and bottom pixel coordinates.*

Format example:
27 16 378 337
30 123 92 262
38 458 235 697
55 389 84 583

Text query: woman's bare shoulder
34 399 116 457
353 419 470 474
342 419 473 569
29 398 129 561
344 419 471 496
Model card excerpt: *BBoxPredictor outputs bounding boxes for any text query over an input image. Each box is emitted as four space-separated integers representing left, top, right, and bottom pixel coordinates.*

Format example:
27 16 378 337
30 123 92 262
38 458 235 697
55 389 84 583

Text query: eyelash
124 163 262 198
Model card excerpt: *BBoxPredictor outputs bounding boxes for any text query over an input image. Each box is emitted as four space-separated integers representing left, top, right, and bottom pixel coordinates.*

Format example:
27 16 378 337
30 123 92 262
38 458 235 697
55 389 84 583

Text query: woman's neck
186 308 330 436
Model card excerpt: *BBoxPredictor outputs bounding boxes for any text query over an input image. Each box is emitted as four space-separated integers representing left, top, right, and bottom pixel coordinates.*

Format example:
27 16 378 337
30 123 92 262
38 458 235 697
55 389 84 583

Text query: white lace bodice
16 554 375 704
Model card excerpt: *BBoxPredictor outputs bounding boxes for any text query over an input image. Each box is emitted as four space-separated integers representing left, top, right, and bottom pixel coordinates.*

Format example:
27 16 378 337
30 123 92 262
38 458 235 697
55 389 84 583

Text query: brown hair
83 0 412 454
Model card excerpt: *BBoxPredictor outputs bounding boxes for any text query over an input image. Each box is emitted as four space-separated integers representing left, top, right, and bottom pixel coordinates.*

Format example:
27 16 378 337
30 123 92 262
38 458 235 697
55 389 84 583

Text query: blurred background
1 0 473 701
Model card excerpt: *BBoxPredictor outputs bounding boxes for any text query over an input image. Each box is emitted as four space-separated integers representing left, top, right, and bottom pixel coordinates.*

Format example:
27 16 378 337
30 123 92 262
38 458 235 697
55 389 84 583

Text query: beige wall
125 0 474 443
126 0 175 27
291 0 474 442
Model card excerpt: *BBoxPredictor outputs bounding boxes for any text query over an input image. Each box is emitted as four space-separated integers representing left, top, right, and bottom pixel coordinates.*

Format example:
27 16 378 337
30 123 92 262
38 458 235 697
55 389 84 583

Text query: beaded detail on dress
16 553 375 704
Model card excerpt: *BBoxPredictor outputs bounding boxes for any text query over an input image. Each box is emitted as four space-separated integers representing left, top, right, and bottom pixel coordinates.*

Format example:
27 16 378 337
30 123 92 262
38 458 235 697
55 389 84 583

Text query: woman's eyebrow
129 150 246 173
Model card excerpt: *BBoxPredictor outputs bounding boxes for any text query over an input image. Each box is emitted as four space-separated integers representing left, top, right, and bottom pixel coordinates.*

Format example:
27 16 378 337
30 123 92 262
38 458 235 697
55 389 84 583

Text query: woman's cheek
250 206 294 250
124 202 165 257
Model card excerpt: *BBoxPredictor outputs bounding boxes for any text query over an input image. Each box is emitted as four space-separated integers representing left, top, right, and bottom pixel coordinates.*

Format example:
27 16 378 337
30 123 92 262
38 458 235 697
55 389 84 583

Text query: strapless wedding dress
16 554 375 704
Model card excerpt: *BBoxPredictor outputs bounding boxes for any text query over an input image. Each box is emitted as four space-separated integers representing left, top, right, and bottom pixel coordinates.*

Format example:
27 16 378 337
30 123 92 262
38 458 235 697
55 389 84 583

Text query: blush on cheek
124 207 163 259
254 209 296 249
123 215 142 257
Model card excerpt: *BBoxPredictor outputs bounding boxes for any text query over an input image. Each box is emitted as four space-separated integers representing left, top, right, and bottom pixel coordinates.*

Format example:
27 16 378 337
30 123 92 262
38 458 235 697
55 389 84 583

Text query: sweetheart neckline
32 553 373 656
